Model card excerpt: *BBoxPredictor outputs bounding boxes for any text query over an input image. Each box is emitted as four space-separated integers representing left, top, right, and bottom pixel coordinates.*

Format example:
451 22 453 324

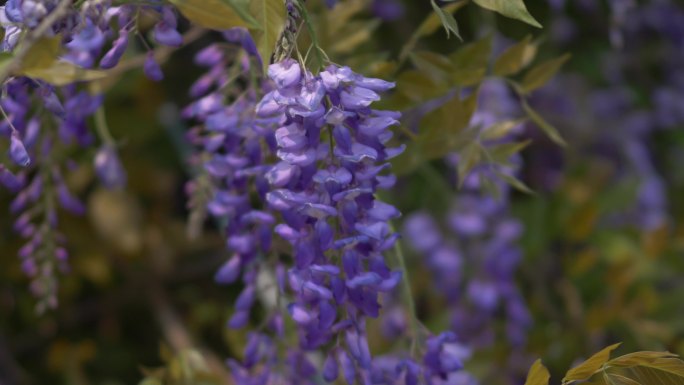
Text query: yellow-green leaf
170 0 254 30
497 171 535 194
524 359 551 385
521 99 567 147
249 0 286 72
329 19 380 54
563 343 622 383
493 35 533 76
473 0 542 28
22 61 107 86
608 352 680 368
21 36 61 71
410 51 456 83
521 53 571 93
418 89 479 159
481 118 526 140
449 35 492 86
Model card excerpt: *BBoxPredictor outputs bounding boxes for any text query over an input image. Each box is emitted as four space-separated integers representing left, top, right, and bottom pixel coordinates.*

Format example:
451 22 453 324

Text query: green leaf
22 61 107 86
488 140 531 163
497 171 535 194
521 99 566 147
329 19 381 54
169 0 256 30
0 52 13 74
456 143 482 184
521 53 571 93
249 0 287 72
481 118 527 140
21 36 61 71
395 70 449 104
493 35 533 77
449 35 492 86
417 1 467 38
430 0 461 40
563 343 622 383
418 89 479 159
410 51 456 83
472 0 542 28
524 359 551 385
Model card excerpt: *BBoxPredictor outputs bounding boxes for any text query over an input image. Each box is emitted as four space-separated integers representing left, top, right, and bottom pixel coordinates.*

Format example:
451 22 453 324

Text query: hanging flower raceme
221 58 465 385
0 0 183 310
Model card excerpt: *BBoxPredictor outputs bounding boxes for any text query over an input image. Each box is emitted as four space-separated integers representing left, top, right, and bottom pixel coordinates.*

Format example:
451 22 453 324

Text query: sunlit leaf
473 0 542 28
22 61 107 86
521 99 567 146
493 35 533 76
249 0 287 72
524 359 551 385
563 343 622 383
585 352 684 385
521 53 572 93
169 0 256 30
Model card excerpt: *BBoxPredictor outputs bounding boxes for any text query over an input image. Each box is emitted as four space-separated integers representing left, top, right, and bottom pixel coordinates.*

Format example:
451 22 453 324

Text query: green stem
391 224 421 356
94 104 115 145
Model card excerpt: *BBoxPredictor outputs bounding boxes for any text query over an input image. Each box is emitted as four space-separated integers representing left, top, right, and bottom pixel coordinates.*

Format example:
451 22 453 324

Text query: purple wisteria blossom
0 0 182 310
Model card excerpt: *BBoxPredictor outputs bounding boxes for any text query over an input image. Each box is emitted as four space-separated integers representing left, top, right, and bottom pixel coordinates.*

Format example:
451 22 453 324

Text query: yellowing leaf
22 61 107 86
585 352 684 385
21 36 61 71
522 53 571 93
473 0 542 28
522 99 567 146
524 359 551 385
609 352 680 368
169 0 255 30
88 189 143 254
563 343 622 383
249 0 286 72
493 35 533 76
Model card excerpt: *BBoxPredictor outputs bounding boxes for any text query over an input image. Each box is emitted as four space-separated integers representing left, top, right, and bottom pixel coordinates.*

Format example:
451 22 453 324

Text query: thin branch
111 27 207 75
0 0 74 84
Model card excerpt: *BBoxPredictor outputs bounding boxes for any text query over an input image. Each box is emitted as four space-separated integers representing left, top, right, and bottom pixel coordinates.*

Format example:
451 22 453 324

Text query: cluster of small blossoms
402 81 531 378
183 28 281 334
0 0 182 309
212 58 464 384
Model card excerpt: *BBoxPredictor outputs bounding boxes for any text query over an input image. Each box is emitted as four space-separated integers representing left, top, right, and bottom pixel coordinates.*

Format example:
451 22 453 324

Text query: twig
0 0 74 84
111 27 207 75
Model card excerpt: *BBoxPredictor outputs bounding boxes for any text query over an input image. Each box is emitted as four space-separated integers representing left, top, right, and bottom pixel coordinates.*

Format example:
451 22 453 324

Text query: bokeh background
1 0 684 384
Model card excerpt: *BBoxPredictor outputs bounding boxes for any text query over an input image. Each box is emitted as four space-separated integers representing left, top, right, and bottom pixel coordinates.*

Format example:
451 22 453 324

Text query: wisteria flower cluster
0 0 181 310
